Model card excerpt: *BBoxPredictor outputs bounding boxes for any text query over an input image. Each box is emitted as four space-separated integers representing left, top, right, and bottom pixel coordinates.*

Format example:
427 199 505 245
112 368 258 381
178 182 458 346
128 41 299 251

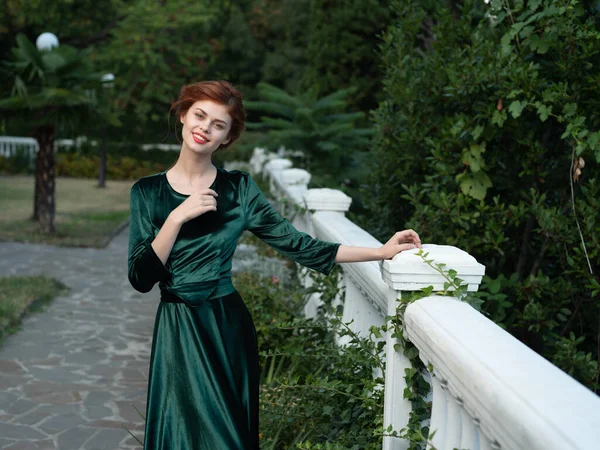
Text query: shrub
365 0 599 391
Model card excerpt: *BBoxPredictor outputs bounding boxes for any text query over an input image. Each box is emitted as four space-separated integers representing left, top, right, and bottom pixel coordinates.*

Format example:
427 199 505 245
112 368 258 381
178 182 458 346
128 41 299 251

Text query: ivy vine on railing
381 249 483 449
265 248 482 449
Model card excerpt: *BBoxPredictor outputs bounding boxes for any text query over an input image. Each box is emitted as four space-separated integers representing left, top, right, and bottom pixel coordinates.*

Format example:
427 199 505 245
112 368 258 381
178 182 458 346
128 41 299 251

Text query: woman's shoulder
131 171 165 196
218 166 253 186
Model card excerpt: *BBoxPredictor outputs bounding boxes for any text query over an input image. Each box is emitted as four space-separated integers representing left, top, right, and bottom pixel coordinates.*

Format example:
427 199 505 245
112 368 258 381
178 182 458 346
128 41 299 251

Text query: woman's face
180 100 232 155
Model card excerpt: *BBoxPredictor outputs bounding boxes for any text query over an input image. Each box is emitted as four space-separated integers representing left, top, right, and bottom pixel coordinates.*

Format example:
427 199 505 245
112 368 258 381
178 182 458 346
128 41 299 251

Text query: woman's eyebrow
195 108 228 125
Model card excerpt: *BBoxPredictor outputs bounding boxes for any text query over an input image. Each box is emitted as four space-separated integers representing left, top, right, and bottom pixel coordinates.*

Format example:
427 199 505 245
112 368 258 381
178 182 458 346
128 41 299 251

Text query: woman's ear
180 113 185 124
222 137 231 146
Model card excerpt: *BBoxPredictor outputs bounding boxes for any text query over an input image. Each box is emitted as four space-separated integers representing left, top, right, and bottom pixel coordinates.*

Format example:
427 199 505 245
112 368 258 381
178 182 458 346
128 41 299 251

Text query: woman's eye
195 114 203 119
215 124 224 130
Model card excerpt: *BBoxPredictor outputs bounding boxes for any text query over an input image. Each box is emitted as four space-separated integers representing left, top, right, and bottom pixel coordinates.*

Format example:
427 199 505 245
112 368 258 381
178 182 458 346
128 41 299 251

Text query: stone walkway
0 228 154 450
0 227 288 449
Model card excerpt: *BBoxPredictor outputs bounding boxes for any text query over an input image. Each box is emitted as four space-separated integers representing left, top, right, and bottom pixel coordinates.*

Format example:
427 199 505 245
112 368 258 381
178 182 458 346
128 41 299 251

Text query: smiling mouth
192 133 209 144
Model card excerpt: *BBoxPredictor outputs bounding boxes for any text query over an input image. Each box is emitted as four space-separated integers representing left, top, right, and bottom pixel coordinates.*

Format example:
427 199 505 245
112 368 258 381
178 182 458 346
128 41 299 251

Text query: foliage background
363 0 600 391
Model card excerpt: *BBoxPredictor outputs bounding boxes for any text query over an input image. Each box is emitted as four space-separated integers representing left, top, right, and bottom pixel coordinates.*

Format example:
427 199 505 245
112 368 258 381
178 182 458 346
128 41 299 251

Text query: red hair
170 80 246 149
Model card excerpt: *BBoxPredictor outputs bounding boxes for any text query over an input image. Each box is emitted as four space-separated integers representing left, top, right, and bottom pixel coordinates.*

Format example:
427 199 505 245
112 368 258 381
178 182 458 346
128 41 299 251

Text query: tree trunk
33 125 56 234
98 139 107 188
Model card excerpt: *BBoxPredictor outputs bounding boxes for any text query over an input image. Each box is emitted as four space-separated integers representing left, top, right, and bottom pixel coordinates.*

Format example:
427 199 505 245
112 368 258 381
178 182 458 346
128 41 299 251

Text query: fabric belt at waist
160 277 236 305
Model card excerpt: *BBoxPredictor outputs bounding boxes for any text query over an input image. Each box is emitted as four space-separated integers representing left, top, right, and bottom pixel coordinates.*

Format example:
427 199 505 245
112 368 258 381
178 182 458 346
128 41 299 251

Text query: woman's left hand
380 229 422 260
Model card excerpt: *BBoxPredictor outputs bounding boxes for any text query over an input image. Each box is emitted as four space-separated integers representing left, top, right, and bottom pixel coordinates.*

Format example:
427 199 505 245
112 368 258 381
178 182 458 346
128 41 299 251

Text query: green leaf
508 100 527 119
492 110 507 127
501 31 515 55
562 103 577 118
529 33 551 54
536 103 552 122
462 143 487 173
456 171 493 200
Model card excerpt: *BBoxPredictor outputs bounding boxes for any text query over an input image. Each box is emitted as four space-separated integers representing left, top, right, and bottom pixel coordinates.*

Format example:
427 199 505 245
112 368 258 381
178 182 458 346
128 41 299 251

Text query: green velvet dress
127 166 340 450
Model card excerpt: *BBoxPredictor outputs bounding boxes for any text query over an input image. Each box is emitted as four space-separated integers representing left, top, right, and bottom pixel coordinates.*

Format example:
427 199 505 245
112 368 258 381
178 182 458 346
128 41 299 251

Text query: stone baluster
249 147 268 175
264 158 293 197
280 168 311 228
302 188 352 319
379 244 485 450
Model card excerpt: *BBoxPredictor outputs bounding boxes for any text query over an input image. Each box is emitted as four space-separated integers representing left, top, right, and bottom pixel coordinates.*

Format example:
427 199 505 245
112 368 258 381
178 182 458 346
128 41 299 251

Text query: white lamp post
101 73 115 88
98 73 115 188
36 33 59 51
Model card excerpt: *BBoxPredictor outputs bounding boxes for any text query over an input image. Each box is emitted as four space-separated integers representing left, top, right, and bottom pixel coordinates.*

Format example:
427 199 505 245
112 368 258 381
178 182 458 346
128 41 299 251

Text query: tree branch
516 214 534 280
569 146 593 274
530 234 550 277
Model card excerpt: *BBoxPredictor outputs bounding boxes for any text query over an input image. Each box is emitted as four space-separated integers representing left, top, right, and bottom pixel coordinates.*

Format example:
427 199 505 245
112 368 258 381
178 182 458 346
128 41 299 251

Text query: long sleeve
128 182 171 293
243 174 340 275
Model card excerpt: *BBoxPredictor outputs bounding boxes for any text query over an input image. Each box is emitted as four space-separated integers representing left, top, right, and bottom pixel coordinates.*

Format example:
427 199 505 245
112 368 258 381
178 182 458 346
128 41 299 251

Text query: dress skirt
143 290 260 450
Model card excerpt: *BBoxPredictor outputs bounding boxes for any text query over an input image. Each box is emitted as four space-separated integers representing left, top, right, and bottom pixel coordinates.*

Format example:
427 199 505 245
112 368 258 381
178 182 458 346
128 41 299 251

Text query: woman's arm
150 214 183 265
335 230 422 263
151 188 219 265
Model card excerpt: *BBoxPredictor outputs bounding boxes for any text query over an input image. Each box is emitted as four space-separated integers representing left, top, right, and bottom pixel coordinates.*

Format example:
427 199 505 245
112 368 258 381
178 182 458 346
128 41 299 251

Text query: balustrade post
280 168 311 227
379 244 485 450
250 147 279 175
302 188 352 319
263 158 293 196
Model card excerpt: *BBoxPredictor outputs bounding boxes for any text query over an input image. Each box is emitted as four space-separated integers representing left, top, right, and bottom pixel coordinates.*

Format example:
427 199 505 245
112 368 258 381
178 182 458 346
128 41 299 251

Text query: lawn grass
0 275 67 344
0 176 134 247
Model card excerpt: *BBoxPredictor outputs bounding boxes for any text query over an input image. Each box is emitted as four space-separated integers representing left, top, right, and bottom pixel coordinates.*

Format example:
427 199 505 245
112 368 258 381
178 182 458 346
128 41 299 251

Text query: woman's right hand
169 189 218 225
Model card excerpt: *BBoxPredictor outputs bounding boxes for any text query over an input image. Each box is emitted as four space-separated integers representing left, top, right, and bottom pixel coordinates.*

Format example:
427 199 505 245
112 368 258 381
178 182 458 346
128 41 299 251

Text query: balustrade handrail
405 295 600 450
254 149 600 450
0 136 181 159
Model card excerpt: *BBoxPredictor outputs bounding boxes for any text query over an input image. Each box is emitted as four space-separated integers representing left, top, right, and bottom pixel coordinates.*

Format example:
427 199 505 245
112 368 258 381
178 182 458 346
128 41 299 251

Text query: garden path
0 228 151 450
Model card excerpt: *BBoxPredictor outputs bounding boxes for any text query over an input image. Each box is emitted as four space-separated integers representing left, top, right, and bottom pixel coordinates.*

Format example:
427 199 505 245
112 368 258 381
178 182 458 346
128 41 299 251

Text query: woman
128 80 421 449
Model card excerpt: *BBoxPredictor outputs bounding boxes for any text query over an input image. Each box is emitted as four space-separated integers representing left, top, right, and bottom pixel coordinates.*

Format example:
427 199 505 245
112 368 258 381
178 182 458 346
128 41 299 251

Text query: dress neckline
163 166 220 197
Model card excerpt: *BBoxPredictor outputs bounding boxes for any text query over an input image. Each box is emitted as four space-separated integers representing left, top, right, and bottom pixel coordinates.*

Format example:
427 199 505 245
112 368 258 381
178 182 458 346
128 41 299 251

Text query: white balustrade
249 147 269 175
248 146 600 450
0 136 181 162
404 296 600 450
263 159 292 209
380 245 485 450
280 168 311 217
0 136 38 158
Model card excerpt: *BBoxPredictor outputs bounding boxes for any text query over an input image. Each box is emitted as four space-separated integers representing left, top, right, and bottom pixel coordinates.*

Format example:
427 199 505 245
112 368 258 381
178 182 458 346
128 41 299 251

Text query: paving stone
57 427 98 450
32 440 57 450
0 375 26 390
38 412 87 433
27 368 82 384
22 381 87 399
83 428 129 450
0 360 25 374
0 422 47 439
25 357 62 368
88 419 137 430
83 405 112 420
37 404 80 415
83 391 112 407
0 343 53 361
64 351 104 365
121 435 144 446
7 400 37 416
12 411 49 426
0 391 19 413
3 441 39 450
